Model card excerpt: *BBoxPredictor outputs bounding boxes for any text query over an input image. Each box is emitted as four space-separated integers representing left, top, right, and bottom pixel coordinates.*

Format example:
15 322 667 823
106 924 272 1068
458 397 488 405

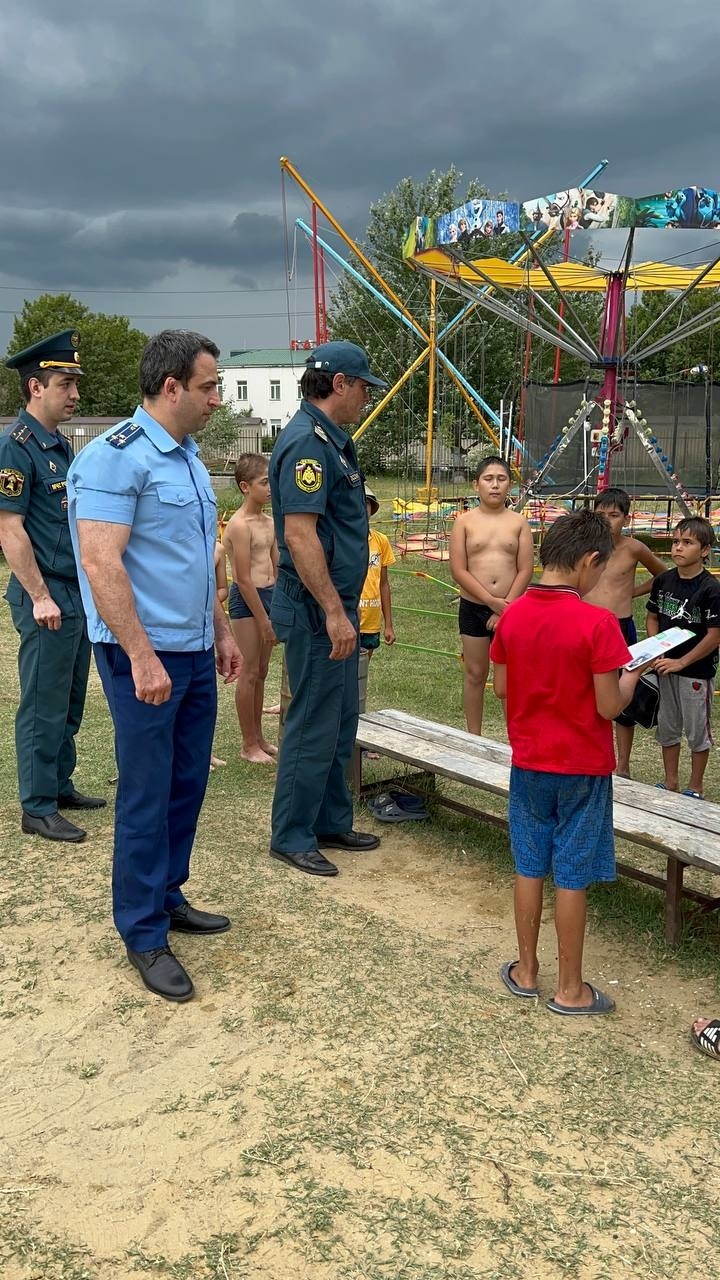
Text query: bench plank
360 709 720 836
355 717 720 875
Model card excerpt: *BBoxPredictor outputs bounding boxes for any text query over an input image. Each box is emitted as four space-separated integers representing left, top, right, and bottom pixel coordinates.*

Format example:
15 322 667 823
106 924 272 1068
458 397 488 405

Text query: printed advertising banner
405 183 720 255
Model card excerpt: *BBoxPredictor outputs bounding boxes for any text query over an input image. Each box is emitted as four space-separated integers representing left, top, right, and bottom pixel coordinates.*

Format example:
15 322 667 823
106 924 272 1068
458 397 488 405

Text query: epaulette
10 423 32 445
313 422 329 442
107 423 143 449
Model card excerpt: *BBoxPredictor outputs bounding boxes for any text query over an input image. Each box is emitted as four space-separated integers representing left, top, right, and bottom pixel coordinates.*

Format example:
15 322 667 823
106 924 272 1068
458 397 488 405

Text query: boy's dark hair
540 509 613 570
140 329 220 397
474 455 511 480
234 453 268 488
674 516 715 550
594 487 630 517
300 367 335 400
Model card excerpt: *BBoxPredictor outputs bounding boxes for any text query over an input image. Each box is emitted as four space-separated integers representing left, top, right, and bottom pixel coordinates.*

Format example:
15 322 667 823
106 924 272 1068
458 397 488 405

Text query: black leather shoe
58 790 107 810
169 902 231 934
21 811 86 842
317 830 381 851
270 848 339 876
126 946 194 1002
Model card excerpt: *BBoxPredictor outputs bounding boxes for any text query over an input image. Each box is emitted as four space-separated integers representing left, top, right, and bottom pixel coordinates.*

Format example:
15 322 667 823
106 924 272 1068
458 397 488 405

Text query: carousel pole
425 279 437 500
596 272 625 492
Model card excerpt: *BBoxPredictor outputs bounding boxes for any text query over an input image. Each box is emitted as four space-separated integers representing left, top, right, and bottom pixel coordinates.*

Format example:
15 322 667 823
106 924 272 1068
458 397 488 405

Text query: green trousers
7 577 91 816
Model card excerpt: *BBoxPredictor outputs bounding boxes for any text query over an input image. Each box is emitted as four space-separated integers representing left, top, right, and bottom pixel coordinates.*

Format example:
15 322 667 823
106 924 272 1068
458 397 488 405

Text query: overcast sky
1 0 719 361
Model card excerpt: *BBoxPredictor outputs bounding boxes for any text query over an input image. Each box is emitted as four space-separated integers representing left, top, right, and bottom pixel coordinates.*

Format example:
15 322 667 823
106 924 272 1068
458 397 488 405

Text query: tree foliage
327 168 599 472
0 294 147 416
195 402 245 461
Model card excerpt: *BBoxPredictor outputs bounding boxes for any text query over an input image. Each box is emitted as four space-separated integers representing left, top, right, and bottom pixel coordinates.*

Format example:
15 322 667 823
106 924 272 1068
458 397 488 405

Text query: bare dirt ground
1 607 720 1278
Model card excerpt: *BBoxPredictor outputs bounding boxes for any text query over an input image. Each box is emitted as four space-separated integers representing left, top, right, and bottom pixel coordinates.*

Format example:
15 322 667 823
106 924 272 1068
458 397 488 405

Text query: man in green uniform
0 330 105 841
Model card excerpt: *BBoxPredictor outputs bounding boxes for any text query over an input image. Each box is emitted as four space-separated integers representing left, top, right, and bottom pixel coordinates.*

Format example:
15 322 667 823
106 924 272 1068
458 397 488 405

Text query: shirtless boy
222 454 278 764
449 456 534 733
585 488 666 777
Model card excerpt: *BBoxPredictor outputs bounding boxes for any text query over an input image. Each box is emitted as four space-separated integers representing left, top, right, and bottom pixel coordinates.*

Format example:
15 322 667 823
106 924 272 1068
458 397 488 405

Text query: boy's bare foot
263 703 281 715
210 755 226 772
260 741 278 758
241 746 276 765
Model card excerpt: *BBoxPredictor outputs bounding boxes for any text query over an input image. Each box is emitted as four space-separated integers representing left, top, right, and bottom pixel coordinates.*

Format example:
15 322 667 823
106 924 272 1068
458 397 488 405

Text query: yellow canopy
410 249 720 293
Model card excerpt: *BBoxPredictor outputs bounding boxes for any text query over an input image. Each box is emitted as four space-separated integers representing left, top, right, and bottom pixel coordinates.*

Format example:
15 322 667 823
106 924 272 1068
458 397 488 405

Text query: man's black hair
140 330 220 397
20 368 53 404
300 367 335 401
539 508 613 571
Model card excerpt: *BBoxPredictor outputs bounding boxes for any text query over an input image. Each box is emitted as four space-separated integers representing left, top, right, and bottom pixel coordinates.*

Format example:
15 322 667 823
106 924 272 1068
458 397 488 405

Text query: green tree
195 402 243 463
625 287 720 380
326 169 591 473
0 293 147 416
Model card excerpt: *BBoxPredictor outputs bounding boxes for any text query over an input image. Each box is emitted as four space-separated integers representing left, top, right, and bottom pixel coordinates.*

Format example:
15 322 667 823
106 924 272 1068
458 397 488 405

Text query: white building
218 347 312 438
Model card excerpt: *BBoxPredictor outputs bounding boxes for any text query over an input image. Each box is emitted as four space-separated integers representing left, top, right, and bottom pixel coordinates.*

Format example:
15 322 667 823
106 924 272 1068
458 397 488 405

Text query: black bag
616 673 659 730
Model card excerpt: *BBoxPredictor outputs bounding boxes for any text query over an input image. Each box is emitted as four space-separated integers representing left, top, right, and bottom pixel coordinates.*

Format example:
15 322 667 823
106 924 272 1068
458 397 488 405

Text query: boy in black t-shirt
647 517 720 798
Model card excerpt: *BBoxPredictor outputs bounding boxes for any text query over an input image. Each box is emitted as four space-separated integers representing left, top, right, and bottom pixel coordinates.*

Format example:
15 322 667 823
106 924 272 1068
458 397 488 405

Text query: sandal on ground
546 983 615 1016
690 1019 720 1060
682 788 704 800
500 960 539 1000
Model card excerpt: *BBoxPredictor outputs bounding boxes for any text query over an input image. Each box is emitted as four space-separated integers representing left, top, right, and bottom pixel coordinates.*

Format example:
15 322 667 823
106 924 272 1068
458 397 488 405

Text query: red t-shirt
489 586 631 775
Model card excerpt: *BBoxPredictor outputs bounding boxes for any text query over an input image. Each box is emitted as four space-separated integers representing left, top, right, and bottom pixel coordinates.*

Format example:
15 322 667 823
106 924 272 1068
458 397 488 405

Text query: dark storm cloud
1 0 720 314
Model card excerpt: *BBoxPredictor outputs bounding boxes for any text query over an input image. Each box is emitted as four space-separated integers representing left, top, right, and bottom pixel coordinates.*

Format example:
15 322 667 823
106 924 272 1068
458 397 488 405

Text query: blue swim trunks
508 766 616 890
228 582 274 621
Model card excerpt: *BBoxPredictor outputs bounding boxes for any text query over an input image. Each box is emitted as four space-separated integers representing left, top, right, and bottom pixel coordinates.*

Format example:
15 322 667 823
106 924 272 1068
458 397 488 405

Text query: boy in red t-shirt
490 509 649 1016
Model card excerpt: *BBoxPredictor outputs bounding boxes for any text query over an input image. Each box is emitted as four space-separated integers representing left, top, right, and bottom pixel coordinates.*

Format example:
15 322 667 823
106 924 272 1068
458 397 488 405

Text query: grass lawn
1 484 719 1280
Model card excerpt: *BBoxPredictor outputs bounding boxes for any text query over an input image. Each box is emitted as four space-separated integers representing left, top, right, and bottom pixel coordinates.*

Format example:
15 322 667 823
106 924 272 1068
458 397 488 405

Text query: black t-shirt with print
647 566 720 679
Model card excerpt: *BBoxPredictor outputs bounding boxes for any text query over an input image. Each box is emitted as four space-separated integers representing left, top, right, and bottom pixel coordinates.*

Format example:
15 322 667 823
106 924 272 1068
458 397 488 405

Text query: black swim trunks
458 597 495 639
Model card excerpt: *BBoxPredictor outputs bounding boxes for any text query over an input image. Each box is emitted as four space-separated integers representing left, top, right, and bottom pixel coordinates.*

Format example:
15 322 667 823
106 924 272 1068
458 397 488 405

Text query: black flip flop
546 983 615 1016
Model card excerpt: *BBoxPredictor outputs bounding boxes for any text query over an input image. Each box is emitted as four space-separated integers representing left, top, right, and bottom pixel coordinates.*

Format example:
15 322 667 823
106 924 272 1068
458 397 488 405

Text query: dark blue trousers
94 644 217 950
8 578 91 816
270 581 358 853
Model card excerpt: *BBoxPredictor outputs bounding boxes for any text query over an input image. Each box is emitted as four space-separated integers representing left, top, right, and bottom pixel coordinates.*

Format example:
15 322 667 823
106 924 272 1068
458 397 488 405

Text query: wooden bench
353 709 720 944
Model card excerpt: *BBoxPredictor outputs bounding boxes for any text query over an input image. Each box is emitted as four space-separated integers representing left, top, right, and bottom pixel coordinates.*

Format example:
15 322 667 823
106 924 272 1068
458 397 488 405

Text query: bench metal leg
665 857 684 946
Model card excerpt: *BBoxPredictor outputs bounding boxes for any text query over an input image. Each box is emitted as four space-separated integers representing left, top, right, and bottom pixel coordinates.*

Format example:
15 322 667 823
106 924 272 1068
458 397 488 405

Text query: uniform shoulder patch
313 422 329 442
9 424 32 445
107 423 143 449
295 458 324 493
0 467 25 498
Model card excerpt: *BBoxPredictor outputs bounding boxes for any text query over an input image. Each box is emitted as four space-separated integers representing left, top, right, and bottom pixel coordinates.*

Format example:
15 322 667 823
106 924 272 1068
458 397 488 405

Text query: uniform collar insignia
313 422 329 442
49 460 57 473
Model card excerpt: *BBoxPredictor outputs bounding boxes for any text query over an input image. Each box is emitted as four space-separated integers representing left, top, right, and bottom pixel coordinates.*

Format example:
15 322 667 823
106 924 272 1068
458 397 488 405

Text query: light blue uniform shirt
67 405 217 651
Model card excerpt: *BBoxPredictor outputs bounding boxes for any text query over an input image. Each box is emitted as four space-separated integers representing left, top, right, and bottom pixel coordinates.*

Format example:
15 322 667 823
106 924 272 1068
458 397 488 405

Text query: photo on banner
435 198 520 247
521 188 618 233
619 187 720 229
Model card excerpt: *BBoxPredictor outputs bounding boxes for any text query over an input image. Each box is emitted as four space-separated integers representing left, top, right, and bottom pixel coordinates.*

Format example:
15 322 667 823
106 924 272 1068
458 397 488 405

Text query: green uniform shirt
0 408 78 584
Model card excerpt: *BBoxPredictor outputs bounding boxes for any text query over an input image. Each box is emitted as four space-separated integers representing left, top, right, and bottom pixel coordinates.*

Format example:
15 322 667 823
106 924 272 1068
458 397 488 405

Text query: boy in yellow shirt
359 487 396 655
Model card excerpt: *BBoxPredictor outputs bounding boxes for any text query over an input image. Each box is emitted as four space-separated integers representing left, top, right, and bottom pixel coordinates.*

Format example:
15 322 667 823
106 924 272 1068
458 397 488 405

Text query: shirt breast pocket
155 483 199 542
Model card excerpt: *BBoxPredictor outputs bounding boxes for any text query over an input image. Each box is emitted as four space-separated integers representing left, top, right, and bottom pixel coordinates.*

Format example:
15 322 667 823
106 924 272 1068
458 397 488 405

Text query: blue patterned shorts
508 766 616 890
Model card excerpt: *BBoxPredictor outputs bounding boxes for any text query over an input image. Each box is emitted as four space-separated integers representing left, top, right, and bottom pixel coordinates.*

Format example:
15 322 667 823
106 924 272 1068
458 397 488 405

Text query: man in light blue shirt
67 330 242 1003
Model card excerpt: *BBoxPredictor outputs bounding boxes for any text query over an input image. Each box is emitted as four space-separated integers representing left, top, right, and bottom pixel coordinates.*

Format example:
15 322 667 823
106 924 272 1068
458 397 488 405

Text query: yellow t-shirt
359 529 396 635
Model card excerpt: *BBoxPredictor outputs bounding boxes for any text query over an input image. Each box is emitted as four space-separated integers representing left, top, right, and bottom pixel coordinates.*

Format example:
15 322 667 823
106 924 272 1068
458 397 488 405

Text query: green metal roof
219 348 303 369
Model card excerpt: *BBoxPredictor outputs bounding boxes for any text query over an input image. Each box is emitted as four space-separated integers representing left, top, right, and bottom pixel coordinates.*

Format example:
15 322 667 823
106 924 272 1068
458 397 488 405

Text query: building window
297 382 302 400
270 380 281 401
270 420 282 437
236 380 248 401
